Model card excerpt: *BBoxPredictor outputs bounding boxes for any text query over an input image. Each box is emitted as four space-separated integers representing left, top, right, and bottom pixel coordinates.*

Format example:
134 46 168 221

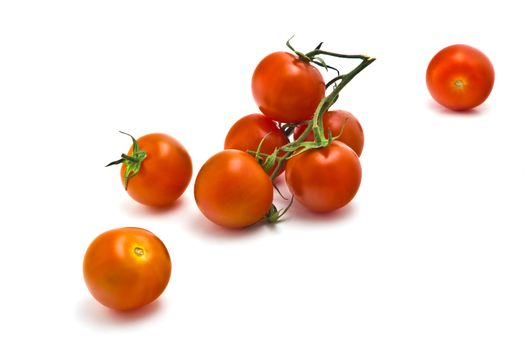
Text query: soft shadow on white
75 298 165 329
187 211 266 240
426 99 487 117
120 197 187 217
283 200 359 224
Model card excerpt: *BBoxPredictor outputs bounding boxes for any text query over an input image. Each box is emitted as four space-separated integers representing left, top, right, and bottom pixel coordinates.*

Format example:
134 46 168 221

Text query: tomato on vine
107 132 192 208
293 110 364 157
426 44 495 111
224 113 289 176
83 227 171 311
252 51 325 123
285 141 361 212
251 39 374 214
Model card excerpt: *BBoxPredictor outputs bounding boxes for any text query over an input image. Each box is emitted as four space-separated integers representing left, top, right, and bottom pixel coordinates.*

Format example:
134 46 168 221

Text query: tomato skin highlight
121 133 192 207
224 113 289 175
426 44 495 111
194 150 273 229
285 141 361 213
293 110 364 156
83 227 171 311
252 52 325 123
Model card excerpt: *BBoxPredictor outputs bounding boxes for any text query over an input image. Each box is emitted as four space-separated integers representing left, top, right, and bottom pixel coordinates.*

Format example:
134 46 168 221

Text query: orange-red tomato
426 44 495 111
121 133 192 207
252 52 325 123
224 113 289 175
194 150 273 228
83 227 171 311
293 110 364 156
285 141 361 213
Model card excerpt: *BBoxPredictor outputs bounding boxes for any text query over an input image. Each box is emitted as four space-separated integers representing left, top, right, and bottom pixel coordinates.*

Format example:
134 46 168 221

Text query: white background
1 1 524 349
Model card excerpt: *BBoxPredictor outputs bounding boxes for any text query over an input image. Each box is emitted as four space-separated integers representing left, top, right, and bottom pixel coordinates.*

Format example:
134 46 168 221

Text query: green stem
121 153 139 163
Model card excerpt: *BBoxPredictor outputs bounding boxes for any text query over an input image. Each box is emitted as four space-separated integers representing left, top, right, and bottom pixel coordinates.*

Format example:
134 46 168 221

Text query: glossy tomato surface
224 113 289 175
252 52 325 123
426 44 495 111
194 150 273 228
294 110 364 156
122 133 192 207
285 141 361 213
83 227 171 311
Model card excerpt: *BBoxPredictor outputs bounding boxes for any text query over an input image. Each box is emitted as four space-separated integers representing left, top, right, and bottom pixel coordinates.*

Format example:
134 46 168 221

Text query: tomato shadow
284 201 359 224
75 298 165 328
187 212 266 240
427 100 486 117
120 197 186 217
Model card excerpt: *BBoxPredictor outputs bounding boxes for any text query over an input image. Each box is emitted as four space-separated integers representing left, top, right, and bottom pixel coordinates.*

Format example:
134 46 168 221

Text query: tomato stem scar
134 247 145 257
455 79 464 89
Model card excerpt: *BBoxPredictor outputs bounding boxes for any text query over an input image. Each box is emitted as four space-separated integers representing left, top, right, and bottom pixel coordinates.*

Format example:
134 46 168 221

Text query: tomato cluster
83 39 496 312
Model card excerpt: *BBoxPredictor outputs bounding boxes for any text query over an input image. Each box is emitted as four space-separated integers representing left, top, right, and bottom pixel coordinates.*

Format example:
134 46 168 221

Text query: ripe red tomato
252 52 325 123
426 44 495 111
224 113 289 175
285 141 361 213
83 227 171 311
194 150 273 228
293 110 364 156
115 133 192 207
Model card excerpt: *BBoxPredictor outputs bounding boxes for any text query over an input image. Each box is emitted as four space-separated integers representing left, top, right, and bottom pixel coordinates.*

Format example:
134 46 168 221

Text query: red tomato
194 150 273 228
252 52 325 123
285 141 361 213
113 133 192 207
426 44 495 111
224 113 289 175
293 110 364 156
83 227 171 311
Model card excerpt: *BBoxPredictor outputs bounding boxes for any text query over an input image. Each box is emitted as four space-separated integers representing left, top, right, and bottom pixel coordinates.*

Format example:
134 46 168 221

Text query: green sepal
262 149 278 173
106 131 148 190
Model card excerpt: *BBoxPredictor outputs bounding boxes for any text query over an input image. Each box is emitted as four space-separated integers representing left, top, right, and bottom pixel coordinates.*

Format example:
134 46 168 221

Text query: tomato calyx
264 197 294 224
286 36 340 76
106 131 148 190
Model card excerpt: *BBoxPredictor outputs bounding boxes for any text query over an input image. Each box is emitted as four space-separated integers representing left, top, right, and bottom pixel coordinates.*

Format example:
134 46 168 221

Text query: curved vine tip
106 131 147 190
265 197 294 224
286 35 310 62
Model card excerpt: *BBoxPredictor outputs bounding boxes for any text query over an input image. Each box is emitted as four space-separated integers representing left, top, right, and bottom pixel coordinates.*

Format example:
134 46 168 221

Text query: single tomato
285 141 361 213
83 227 171 311
426 44 495 111
194 150 273 228
252 52 325 123
224 113 289 175
108 132 192 207
293 110 364 156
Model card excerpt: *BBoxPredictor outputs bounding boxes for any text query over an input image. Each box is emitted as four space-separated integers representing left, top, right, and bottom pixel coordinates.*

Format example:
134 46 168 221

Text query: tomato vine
255 38 375 181
253 38 375 222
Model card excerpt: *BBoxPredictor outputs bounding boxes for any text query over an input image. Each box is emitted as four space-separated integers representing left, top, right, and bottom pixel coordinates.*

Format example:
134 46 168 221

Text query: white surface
1 1 524 349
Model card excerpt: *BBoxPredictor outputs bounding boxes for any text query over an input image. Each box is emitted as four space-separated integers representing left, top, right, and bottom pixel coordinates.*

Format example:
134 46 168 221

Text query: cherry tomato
426 44 495 111
285 141 361 213
293 110 364 156
111 133 192 207
252 52 325 123
194 150 273 228
224 113 289 175
83 227 171 311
